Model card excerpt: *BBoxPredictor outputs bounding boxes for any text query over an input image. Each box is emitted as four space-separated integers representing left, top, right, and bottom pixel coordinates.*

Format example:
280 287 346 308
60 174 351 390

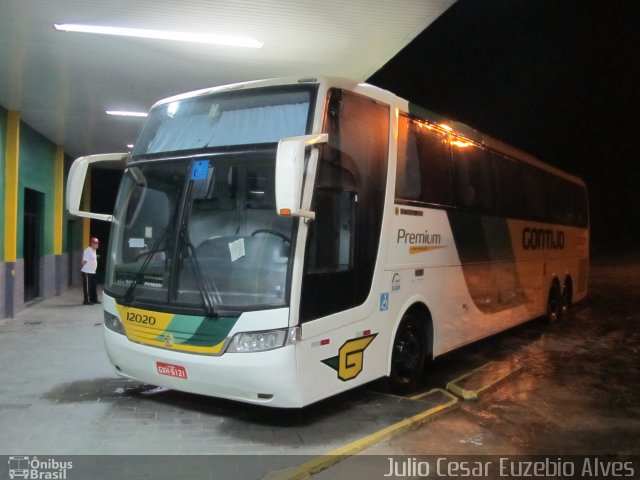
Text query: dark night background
368 0 640 254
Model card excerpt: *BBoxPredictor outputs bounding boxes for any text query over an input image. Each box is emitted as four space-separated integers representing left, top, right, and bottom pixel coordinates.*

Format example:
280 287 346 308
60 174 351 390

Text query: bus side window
306 186 355 273
493 153 525 218
396 115 452 206
523 164 547 220
396 117 421 200
452 144 495 211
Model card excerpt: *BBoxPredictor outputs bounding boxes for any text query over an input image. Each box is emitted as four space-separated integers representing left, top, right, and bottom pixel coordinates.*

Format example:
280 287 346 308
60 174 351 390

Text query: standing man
81 237 101 305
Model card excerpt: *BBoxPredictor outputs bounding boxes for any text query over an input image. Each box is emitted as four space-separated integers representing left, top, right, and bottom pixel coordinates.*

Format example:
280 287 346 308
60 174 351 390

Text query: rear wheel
546 281 563 324
561 277 573 315
389 314 427 393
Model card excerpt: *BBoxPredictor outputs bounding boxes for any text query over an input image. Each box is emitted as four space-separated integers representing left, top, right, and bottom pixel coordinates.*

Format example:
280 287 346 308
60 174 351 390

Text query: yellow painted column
54 145 64 255
4 111 19 263
4 111 20 316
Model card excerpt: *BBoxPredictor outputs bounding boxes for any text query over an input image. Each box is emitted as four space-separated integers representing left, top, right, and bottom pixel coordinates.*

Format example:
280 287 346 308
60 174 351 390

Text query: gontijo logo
322 334 378 381
396 228 445 254
522 227 565 250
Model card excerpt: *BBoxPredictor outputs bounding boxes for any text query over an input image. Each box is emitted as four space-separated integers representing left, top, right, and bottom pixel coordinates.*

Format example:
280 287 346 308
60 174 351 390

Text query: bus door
296 89 390 402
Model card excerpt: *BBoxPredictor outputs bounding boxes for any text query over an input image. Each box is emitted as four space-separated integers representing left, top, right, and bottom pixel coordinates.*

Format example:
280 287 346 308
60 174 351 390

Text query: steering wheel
251 229 290 243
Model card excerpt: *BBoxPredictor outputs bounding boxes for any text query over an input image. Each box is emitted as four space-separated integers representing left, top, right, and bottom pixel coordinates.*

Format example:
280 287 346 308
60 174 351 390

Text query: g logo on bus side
322 334 377 381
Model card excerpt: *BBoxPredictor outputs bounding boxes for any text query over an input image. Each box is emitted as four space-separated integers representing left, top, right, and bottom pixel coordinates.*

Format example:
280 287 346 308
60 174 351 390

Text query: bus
66 77 589 408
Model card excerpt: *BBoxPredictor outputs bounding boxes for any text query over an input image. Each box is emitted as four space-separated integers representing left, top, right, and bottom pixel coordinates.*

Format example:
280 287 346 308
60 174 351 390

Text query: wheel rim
393 325 422 378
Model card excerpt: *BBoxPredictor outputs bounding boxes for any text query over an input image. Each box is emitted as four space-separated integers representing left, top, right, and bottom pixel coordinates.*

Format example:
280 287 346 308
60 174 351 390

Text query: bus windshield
132 86 314 156
104 84 317 315
105 153 295 314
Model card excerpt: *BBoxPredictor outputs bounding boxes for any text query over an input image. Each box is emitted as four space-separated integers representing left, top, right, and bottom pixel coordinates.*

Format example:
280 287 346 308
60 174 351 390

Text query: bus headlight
226 327 299 353
104 311 125 335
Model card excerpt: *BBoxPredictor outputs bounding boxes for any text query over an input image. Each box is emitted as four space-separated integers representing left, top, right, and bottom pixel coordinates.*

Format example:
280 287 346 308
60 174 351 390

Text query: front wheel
389 314 427 393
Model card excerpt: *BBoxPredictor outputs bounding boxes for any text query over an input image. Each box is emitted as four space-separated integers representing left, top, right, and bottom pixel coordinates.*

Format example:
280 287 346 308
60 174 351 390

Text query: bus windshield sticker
190 160 209 181
229 238 246 262
128 237 145 248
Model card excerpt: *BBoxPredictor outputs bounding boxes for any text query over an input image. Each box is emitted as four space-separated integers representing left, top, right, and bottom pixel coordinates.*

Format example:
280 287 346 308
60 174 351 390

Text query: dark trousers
82 272 98 304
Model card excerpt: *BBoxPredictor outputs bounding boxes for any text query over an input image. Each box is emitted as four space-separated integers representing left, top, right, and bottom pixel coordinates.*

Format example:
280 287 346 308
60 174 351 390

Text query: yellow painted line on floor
409 387 458 403
446 361 522 400
264 388 458 480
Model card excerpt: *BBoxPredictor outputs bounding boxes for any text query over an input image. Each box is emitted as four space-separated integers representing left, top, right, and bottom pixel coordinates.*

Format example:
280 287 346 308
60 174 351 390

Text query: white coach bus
67 77 589 407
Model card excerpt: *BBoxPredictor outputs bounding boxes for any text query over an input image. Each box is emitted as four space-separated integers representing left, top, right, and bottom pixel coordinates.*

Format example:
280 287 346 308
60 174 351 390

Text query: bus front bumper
103 326 303 408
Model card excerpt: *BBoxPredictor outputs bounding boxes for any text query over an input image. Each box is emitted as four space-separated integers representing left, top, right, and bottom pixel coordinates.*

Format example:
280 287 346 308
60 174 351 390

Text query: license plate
156 362 188 379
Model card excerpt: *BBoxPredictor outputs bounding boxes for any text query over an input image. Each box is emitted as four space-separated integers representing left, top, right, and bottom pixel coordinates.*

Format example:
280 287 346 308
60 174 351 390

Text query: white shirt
81 246 98 274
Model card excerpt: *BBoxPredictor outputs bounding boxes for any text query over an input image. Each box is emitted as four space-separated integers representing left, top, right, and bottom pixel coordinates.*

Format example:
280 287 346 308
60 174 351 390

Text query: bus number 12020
126 312 157 325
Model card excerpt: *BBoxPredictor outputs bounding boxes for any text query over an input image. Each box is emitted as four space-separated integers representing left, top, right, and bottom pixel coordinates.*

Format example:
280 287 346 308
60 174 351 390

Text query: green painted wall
1 107 77 262
17 123 56 258
63 157 82 254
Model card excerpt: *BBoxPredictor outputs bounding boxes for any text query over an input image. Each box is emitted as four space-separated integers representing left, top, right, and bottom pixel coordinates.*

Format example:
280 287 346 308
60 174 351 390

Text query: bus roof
150 76 585 188
406 102 585 187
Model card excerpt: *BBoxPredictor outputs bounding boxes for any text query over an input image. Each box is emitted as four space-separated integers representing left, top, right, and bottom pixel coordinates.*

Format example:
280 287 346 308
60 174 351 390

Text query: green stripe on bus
448 211 515 263
447 210 529 313
154 315 238 347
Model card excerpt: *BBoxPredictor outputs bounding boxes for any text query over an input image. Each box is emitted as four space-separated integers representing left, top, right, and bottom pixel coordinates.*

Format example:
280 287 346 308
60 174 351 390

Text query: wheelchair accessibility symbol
380 292 389 311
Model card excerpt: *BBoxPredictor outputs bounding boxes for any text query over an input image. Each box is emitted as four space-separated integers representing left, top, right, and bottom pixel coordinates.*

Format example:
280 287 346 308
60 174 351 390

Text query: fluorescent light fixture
54 23 263 48
126 144 135 149
106 110 148 118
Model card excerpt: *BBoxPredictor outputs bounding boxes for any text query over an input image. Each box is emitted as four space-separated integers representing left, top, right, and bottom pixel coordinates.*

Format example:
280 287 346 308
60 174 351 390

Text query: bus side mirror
275 134 328 220
66 153 127 222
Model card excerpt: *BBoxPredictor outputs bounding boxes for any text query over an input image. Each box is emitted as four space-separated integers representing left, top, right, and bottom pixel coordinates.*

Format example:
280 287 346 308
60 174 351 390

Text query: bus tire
389 314 427 393
546 280 563 324
561 276 573 315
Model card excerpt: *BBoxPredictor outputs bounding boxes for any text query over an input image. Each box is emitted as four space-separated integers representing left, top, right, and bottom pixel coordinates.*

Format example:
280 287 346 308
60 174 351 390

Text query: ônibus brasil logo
7 456 73 479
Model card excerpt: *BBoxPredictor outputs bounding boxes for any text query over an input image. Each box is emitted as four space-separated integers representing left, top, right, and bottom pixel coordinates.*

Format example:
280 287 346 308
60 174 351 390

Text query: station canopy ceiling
0 0 455 159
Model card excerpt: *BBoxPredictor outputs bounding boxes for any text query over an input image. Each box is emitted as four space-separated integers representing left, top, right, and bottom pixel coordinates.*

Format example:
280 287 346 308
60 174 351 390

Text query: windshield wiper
123 227 169 304
180 231 221 317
